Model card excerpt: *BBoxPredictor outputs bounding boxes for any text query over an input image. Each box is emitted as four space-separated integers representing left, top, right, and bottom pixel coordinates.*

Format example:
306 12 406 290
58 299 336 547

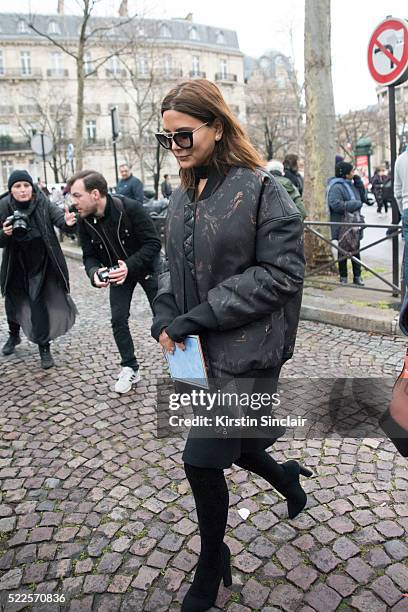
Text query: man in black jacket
116 163 144 204
68 170 161 393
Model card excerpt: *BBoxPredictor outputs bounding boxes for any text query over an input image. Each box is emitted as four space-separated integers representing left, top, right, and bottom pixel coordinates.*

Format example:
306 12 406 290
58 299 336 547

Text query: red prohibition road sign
368 17 408 86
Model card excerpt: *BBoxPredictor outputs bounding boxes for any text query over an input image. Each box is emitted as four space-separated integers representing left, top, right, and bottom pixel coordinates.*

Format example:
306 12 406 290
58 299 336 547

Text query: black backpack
382 178 393 203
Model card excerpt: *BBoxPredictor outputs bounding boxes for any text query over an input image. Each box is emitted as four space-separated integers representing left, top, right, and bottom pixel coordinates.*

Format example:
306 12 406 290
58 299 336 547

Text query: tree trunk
304 0 336 269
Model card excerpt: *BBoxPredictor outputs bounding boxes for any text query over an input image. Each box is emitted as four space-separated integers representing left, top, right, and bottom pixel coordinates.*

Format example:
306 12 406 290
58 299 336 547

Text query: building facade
0 12 245 191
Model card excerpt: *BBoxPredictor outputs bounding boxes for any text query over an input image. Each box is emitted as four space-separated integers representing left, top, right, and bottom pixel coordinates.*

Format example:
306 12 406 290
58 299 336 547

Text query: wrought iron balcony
0 68 43 79
0 139 30 152
46 68 69 78
214 72 237 82
189 70 206 78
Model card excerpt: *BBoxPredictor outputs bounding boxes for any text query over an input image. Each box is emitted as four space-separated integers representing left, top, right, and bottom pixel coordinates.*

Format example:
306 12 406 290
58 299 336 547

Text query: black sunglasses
155 123 209 150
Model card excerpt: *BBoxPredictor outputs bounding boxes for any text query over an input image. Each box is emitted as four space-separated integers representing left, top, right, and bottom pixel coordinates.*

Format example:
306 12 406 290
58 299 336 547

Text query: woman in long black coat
0 170 77 368
152 80 310 612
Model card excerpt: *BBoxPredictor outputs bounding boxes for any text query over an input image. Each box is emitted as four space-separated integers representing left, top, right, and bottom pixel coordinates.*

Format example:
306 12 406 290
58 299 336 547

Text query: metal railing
304 220 403 298
214 72 237 82
0 68 42 79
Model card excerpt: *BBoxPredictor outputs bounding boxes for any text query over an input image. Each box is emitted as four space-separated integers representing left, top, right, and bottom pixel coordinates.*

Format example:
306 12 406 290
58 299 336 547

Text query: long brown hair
161 79 265 189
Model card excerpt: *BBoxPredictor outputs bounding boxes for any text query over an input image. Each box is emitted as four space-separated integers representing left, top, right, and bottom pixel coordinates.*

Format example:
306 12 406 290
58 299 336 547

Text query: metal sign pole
111 107 119 185
40 133 48 187
388 85 400 296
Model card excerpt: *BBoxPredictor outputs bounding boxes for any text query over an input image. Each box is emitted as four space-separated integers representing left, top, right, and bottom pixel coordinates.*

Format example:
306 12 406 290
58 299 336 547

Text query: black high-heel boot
181 542 232 612
274 460 313 519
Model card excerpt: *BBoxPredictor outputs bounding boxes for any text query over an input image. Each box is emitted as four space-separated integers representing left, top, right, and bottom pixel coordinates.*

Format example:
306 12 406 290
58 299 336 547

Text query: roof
0 13 240 52
244 49 293 81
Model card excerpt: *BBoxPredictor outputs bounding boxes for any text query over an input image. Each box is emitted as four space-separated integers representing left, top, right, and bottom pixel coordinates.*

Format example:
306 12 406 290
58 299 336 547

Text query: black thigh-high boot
182 463 232 612
234 451 313 519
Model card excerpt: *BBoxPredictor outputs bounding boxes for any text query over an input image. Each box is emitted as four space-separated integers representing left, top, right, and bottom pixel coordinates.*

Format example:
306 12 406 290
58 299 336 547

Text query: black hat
8 170 34 191
335 162 353 179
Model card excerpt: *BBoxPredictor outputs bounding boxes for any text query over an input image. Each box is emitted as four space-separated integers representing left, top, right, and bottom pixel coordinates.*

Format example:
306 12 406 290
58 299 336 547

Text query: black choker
194 166 211 180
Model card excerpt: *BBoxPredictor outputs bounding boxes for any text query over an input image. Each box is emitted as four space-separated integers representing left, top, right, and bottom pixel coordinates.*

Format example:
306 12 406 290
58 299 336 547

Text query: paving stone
366 547 392 568
97 552 123 574
62 576 84 598
83 574 110 594
350 590 388 612
275 544 302 571
159 532 184 552
345 557 375 583
144 587 173 612
332 536 360 560
120 589 147 611
248 536 277 558
371 575 403 606
268 584 303 611
304 583 342 612
327 516 355 534
287 564 318 591
309 547 340 572
376 520 405 538
384 540 408 561
132 566 161 590
94 594 122 612
326 573 358 597
385 563 408 591
171 550 198 572
0 568 23 590
233 551 263 573
242 578 270 608
107 574 133 593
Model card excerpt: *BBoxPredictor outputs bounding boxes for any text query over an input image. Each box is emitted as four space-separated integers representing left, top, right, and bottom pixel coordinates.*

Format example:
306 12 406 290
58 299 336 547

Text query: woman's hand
159 329 185 354
2 220 13 236
64 204 77 226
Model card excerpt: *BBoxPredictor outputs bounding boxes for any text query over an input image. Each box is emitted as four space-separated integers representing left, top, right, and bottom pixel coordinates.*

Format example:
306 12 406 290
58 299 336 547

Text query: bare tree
16 96 72 182
303 0 336 268
28 1 136 170
336 108 380 161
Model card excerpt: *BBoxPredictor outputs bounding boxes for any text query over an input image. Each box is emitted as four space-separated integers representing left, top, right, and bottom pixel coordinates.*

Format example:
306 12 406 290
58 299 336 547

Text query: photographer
0 170 77 369
68 170 161 393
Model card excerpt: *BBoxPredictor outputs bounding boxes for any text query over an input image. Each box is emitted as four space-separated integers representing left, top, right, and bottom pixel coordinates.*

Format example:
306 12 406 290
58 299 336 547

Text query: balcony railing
105 68 127 78
189 70 206 79
46 68 69 78
214 72 237 82
0 140 30 152
0 68 42 79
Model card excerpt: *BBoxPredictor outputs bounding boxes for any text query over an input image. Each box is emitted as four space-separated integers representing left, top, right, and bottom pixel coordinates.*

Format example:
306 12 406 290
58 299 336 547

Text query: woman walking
0 170 77 368
152 80 309 612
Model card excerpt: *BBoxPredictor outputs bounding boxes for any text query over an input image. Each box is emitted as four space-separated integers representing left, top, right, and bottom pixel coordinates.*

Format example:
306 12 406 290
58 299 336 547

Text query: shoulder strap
112 195 125 212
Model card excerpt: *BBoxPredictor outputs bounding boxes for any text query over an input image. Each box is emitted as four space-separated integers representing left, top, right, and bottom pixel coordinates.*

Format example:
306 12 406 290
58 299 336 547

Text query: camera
97 265 120 283
5 211 30 238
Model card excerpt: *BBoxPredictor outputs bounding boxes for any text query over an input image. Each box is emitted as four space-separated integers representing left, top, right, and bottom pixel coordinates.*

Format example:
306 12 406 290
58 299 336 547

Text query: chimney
57 0 64 14
119 0 128 17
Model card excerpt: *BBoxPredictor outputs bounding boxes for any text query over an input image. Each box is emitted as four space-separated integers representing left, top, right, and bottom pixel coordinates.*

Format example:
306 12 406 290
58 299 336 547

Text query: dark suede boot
39 343 55 369
2 334 21 356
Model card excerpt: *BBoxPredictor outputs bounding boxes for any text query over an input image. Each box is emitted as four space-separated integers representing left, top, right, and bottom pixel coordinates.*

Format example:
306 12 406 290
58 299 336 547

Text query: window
51 52 63 72
109 55 122 76
20 51 31 76
189 27 199 41
0 51 4 76
17 20 29 34
192 55 200 75
48 20 61 35
160 23 171 38
137 55 148 75
2 161 13 191
219 59 227 79
276 75 285 89
216 30 225 45
86 120 97 143
84 52 93 75
162 54 172 76
0 124 9 136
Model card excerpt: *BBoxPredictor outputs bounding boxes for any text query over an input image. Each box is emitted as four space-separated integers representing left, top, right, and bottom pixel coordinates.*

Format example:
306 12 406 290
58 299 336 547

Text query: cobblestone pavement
0 258 407 612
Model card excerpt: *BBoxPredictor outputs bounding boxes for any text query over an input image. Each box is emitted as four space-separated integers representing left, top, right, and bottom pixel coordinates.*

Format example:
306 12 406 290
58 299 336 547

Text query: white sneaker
114 367 141 393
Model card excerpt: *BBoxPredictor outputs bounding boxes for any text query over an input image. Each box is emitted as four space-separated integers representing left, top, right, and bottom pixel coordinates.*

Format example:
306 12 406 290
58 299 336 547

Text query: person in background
394 146 408 288
0 170 77 368
327 161 364 286
161 174 173 198
116 163 144 204
283 153 304 195
371 166 388 213
266 160 307 219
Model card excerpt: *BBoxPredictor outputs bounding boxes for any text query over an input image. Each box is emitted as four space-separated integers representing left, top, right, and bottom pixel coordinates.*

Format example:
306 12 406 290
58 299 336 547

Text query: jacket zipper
84 219 114 267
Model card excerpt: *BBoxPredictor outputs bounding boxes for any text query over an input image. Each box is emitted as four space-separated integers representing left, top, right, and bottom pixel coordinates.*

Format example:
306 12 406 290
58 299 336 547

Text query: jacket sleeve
0 202 11 247
206 177 305 331
130 178 144 205
124 201 162 279
77 220 102 285
394 161 403 212
328 183 362 214
47 200 76 234
151 266 181 340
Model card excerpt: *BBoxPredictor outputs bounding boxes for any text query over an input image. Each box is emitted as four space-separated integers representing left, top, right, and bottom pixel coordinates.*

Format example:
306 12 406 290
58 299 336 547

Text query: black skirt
182 365 285 469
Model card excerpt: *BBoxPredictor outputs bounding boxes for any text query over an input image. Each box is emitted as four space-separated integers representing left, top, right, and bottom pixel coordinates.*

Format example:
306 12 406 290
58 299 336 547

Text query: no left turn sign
368 17 408 86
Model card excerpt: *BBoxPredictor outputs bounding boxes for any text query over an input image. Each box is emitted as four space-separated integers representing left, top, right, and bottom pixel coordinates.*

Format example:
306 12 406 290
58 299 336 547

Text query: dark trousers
109 274 158 370
338 249 361 279
5 290 49 345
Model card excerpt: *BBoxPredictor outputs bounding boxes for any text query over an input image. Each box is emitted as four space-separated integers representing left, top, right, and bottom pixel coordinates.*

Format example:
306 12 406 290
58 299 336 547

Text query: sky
4 0 408 114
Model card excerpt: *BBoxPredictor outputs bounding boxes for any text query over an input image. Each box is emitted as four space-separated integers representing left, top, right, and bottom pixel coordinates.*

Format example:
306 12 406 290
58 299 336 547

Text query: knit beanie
8 170 34 191
266 160 284 175
335 162 353 179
